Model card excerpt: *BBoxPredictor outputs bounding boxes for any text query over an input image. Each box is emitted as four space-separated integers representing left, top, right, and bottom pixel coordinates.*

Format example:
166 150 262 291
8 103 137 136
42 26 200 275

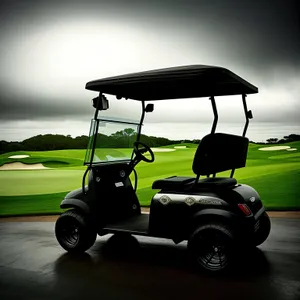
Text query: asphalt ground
0 217 300 300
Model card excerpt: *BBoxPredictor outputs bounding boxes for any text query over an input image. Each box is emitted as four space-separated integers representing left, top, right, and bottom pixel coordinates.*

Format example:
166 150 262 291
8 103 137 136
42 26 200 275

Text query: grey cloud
1 0 299 70
0 0 299 125
0 88 94 121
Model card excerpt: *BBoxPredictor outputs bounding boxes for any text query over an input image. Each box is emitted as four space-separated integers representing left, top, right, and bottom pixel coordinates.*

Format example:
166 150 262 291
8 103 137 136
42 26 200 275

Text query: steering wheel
133 141 155 163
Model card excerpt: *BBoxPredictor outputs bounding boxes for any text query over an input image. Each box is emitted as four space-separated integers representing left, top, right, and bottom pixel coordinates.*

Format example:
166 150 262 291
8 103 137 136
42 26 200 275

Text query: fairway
0 141 299 215
0 170 83 196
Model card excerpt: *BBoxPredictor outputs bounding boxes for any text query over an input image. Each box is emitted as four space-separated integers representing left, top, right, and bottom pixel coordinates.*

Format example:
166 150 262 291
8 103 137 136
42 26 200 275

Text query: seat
152 176 237 190
152 133 249 191
152 176 195 190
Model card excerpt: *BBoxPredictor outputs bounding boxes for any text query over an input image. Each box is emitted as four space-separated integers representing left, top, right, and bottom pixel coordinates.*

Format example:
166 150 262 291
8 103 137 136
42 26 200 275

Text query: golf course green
0 141 299 216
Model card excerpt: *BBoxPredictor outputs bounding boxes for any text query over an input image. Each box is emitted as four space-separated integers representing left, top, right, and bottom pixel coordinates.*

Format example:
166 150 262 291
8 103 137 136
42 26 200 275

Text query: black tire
188 223 236 272
55 209 97 253
252 212 271 246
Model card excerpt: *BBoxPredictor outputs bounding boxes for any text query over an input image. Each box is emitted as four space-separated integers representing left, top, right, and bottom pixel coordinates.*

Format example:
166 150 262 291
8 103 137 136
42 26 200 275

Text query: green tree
266 138 278 144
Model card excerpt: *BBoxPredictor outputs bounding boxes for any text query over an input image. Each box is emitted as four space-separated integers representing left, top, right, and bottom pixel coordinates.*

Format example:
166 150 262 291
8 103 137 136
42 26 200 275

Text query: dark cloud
0 84 94 121
1 0 299 69
0 0 299 125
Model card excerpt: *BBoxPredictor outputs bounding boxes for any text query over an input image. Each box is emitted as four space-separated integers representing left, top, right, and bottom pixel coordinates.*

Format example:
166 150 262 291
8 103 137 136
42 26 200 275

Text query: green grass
0 192 66 216
0 150 85 168
239 169 300 210
0 170 84 196
0 141 299 216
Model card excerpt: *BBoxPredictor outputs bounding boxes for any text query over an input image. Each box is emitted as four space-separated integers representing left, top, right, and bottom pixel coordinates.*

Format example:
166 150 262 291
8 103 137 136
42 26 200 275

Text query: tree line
0 129 192 154
0 132 298 155
258 134 300 145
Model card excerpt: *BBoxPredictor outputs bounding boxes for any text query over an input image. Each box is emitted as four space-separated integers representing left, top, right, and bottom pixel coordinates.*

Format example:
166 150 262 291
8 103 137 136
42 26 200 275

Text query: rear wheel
55 209 97 253
188 223 236 272
252 212 271 246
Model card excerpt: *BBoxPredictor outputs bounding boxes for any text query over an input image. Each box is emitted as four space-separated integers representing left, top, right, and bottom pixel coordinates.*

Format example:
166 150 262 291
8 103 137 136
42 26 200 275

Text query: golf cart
55 65 271 272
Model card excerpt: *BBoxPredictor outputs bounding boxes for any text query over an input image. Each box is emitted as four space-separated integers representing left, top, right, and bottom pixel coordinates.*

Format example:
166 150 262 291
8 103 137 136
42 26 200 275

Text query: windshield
84 118 139 164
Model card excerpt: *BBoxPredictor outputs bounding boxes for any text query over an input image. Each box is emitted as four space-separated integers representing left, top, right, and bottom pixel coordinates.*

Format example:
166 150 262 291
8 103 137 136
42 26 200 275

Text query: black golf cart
55 65 271 272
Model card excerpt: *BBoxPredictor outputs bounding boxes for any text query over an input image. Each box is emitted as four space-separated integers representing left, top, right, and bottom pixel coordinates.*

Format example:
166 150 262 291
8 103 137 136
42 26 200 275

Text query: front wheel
252 212 271 246
55 209 97 253
188 223 236 272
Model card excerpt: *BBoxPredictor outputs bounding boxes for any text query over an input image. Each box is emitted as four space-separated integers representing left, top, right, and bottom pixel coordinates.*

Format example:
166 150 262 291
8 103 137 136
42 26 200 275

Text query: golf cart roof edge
85 65 258 101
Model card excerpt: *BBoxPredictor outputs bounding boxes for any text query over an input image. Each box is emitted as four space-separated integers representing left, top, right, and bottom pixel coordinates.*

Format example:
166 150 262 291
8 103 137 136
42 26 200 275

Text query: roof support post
137 101 146 142
242 94 253 137
230 168 235 178
210 96 218 134
89 92 102 166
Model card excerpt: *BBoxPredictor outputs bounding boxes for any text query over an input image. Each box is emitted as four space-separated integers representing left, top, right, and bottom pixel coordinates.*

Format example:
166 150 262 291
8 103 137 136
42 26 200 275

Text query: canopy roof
85 65 258 101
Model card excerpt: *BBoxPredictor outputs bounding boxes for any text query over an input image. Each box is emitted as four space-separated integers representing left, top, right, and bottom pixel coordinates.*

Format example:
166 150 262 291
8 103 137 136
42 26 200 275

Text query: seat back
192 133 249 176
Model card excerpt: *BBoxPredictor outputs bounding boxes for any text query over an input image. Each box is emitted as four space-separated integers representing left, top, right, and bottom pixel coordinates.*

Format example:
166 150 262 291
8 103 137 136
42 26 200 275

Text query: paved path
1 210 300 222
0 218 300 300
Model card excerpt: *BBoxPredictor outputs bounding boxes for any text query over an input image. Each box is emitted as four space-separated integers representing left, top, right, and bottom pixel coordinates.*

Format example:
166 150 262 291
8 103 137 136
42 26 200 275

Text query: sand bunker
8 155 30 159
174 146 187 149
151 148 176 152
287 148 297 151
259 146 291 151
0 162 49 170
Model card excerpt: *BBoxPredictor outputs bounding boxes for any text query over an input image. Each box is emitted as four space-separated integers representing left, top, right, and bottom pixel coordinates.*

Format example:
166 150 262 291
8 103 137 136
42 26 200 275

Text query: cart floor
104 213 149 235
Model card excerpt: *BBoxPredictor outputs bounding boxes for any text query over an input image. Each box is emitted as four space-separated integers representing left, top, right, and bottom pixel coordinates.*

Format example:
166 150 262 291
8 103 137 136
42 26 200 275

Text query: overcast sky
0 0 299 141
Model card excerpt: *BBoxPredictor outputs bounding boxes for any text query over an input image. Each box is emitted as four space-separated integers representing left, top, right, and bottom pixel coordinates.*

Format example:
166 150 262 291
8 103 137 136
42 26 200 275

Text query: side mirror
145 103 154 113
247 110 253 119
92 95 109 110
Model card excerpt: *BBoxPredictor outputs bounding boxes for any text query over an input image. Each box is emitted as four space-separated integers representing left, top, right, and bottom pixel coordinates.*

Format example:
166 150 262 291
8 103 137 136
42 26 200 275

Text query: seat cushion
193 177 237 189
152 176 195 190
152 176 237 191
